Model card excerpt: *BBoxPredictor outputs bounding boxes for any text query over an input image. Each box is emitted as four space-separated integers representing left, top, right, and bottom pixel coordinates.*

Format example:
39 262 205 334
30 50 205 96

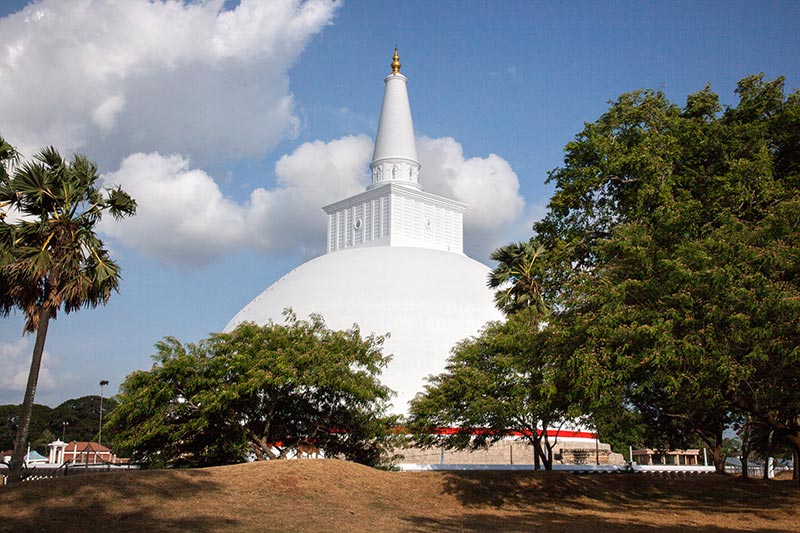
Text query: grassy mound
2 460 798 532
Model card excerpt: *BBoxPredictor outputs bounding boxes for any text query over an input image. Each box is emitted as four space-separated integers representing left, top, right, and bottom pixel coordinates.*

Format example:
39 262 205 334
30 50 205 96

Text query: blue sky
1 0 798 406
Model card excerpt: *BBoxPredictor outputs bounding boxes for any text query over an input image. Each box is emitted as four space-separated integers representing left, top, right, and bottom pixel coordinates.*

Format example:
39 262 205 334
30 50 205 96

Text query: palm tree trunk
9 307 51 483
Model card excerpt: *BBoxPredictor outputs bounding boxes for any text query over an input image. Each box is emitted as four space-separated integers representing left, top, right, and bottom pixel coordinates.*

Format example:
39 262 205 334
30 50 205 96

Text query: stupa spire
369 48 421 191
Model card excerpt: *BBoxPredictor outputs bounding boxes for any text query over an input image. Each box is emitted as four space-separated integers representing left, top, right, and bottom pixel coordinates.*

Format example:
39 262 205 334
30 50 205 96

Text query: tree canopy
410 234 574 471
106 313 399 468
0 395 119 454
0 136 136 481
408 308 578 469
533 74 800 475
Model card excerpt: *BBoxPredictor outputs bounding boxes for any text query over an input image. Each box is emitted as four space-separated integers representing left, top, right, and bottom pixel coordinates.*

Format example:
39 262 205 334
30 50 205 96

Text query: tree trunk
739 420 752 479
541 433 554 470
731 396 800 481
245 427 278 460
711 432 726 474
781 434 800 484
529 435 553 470
541 447 553 470
9 307 51 483
740 448 750 479
762 430 773 480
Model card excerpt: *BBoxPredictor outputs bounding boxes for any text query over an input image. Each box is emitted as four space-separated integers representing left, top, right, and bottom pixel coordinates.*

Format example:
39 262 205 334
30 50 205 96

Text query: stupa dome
225 246 501 410
225 50 503 412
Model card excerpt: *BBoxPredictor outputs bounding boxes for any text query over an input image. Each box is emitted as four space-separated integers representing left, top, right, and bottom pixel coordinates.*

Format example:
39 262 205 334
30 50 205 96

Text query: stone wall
395 438 626 466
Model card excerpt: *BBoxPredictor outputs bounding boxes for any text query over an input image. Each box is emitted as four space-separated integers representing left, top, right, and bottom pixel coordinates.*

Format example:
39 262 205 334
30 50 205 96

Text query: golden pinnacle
391 47 401 74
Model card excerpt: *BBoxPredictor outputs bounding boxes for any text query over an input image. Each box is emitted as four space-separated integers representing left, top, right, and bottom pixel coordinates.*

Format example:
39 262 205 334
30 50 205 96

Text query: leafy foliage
0 404 53 455
410 223 570 470
487 240 547 317
0 143 137 331
533 74 800 474
106 313 399 468
408 309 579 469
0 136 18 184
0 396 119 455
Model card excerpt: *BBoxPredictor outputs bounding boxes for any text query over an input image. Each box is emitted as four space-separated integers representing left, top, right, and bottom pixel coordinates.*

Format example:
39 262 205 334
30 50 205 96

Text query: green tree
0 136 17 184
106 313 399 468
50 395 119 444
30 429 56 456
0 139 136 481
0 396 120 455
487 240 547 318
408 309 577 470
590 404 647 457
408 237 567 469
532 75 800 478
0 403 53 454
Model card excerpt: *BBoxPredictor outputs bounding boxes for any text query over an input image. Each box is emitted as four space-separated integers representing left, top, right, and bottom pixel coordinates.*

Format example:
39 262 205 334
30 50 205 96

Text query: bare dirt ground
1 460 798 532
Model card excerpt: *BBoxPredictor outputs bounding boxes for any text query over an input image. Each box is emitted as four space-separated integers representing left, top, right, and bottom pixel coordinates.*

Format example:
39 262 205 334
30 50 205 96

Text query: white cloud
0 338 58 394
100 135 372 265
249 134 373 253
99 152 250 265
0 1 527 267
0 0 340 165
99 134 526 265
92 93 126 132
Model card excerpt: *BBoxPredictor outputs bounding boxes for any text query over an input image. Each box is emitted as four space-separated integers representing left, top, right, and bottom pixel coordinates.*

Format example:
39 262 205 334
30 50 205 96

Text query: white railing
398 463 716 473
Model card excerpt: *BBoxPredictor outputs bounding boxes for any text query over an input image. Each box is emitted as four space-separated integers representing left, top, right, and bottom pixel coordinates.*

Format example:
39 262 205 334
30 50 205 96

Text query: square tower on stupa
323 49 467 254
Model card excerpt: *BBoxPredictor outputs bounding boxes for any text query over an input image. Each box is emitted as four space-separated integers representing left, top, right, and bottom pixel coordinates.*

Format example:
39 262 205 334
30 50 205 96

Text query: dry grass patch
1 460 798 532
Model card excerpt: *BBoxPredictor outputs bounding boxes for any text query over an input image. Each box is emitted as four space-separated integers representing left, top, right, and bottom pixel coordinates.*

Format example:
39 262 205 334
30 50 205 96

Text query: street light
98 380 109 451
62 421 69 441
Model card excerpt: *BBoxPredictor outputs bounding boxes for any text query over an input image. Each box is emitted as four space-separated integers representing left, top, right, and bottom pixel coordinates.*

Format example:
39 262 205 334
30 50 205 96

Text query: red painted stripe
427 427 597 439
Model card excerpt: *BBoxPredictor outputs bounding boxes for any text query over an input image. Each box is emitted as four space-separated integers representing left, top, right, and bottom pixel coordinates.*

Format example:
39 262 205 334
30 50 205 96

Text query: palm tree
0 136 17 179
0 140 136 482
487 240 547 319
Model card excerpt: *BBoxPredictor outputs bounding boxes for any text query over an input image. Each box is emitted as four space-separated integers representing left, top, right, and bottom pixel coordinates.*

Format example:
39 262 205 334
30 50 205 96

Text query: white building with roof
226 50 503 412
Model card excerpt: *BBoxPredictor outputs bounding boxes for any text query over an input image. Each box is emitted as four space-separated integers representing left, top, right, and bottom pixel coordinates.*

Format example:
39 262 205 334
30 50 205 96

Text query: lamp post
98 380 109 450
62 421 68 441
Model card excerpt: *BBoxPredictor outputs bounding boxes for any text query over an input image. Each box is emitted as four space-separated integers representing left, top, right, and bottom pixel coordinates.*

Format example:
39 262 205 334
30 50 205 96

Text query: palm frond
487 240 548 319
0 143 136 331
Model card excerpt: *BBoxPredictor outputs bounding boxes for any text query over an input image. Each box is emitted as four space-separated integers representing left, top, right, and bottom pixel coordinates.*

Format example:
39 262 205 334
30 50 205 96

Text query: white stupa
226 50 503 412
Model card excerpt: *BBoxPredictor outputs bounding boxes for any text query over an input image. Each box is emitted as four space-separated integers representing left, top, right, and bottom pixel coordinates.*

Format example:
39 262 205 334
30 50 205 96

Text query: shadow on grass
0 468 235 533
433 470 799 523
401 509 791 533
